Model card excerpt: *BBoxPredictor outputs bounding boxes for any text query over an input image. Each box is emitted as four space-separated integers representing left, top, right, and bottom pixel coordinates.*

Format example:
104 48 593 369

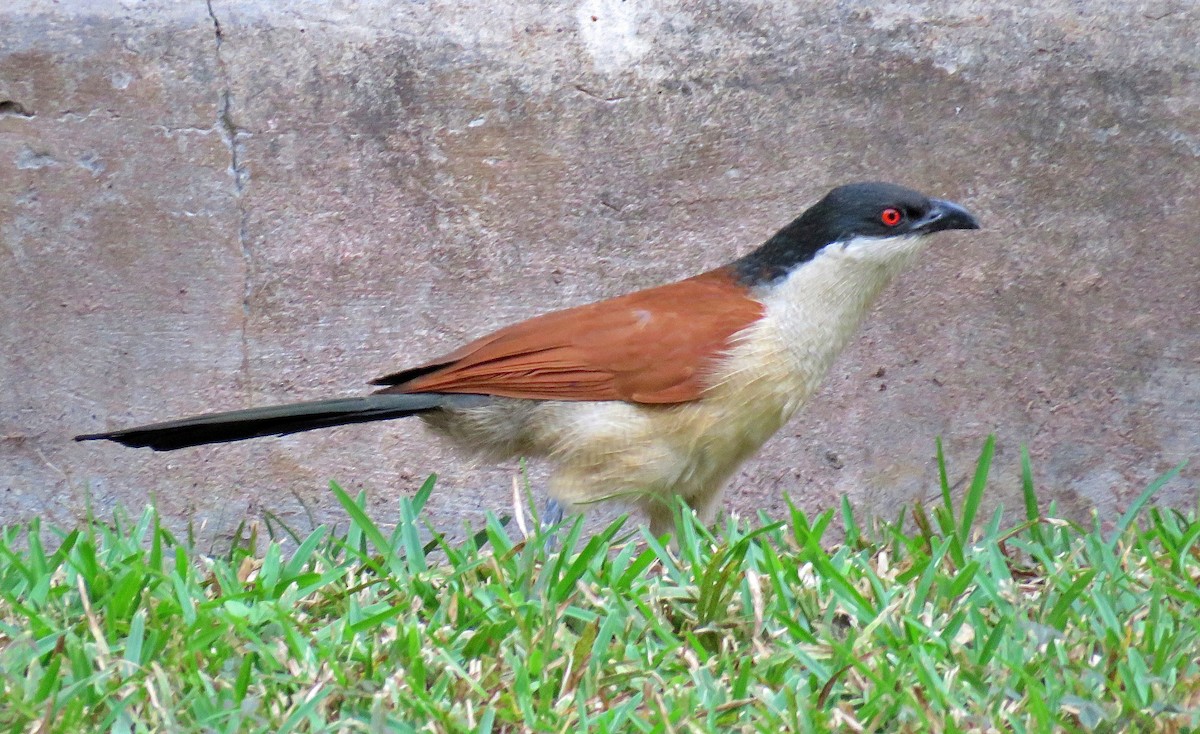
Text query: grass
0 439 1197 733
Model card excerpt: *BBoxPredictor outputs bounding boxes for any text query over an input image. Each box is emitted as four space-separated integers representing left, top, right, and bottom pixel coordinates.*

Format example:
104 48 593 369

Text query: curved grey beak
916 199 980 234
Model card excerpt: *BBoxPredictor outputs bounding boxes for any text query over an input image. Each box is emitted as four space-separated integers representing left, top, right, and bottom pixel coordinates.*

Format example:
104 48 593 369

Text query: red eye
881 208 903 227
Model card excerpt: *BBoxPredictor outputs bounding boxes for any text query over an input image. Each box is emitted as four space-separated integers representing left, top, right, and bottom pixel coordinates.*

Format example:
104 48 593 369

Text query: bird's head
735 181 980 286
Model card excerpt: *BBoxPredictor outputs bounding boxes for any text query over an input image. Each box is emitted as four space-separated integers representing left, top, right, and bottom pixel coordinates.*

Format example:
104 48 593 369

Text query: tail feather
74 394 451 451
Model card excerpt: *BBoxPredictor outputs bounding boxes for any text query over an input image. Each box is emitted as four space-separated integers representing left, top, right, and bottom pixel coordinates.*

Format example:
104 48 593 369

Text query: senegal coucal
77 182 980 534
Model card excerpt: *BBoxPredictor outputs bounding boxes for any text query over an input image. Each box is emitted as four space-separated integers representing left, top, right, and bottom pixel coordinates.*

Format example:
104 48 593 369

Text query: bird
76 181 980 536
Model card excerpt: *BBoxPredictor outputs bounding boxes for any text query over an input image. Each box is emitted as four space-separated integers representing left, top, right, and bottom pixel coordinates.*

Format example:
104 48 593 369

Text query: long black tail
74 394 453 451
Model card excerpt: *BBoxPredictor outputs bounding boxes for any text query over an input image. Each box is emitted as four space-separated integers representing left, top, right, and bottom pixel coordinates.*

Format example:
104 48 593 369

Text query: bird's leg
685 483 727 529
644 499 677 541
540 497 565 550
541 497 565 529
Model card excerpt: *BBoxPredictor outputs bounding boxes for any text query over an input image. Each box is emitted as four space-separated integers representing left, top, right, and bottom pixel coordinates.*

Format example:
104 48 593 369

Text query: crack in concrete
215 89 249 194
0 100 35 118
205 0 255 391
152 124 217 136
56 109 122 123
573 84 629 102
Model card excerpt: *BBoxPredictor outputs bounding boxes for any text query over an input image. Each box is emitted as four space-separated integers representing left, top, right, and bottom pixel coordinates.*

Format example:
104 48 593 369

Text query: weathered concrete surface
2 0 1197 542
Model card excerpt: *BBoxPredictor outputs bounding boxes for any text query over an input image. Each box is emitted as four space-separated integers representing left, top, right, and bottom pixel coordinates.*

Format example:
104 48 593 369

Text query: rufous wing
371 267 764 403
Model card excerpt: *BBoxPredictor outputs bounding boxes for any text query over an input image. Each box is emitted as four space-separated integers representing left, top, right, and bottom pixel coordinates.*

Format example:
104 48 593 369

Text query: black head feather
734 182 979 286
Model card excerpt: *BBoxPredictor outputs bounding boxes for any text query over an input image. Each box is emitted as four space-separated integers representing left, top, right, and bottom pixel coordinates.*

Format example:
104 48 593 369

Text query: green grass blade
329 481 398 573
1109 462 1187 548
411 473 438 513
958 435 995 544
936 436 953 512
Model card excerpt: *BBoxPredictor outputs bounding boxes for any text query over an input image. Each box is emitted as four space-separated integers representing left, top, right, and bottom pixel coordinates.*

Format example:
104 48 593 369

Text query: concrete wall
2 0 1196 542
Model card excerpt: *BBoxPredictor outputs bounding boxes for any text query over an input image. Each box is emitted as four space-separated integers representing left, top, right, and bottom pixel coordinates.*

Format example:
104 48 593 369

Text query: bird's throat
734 234 929 399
